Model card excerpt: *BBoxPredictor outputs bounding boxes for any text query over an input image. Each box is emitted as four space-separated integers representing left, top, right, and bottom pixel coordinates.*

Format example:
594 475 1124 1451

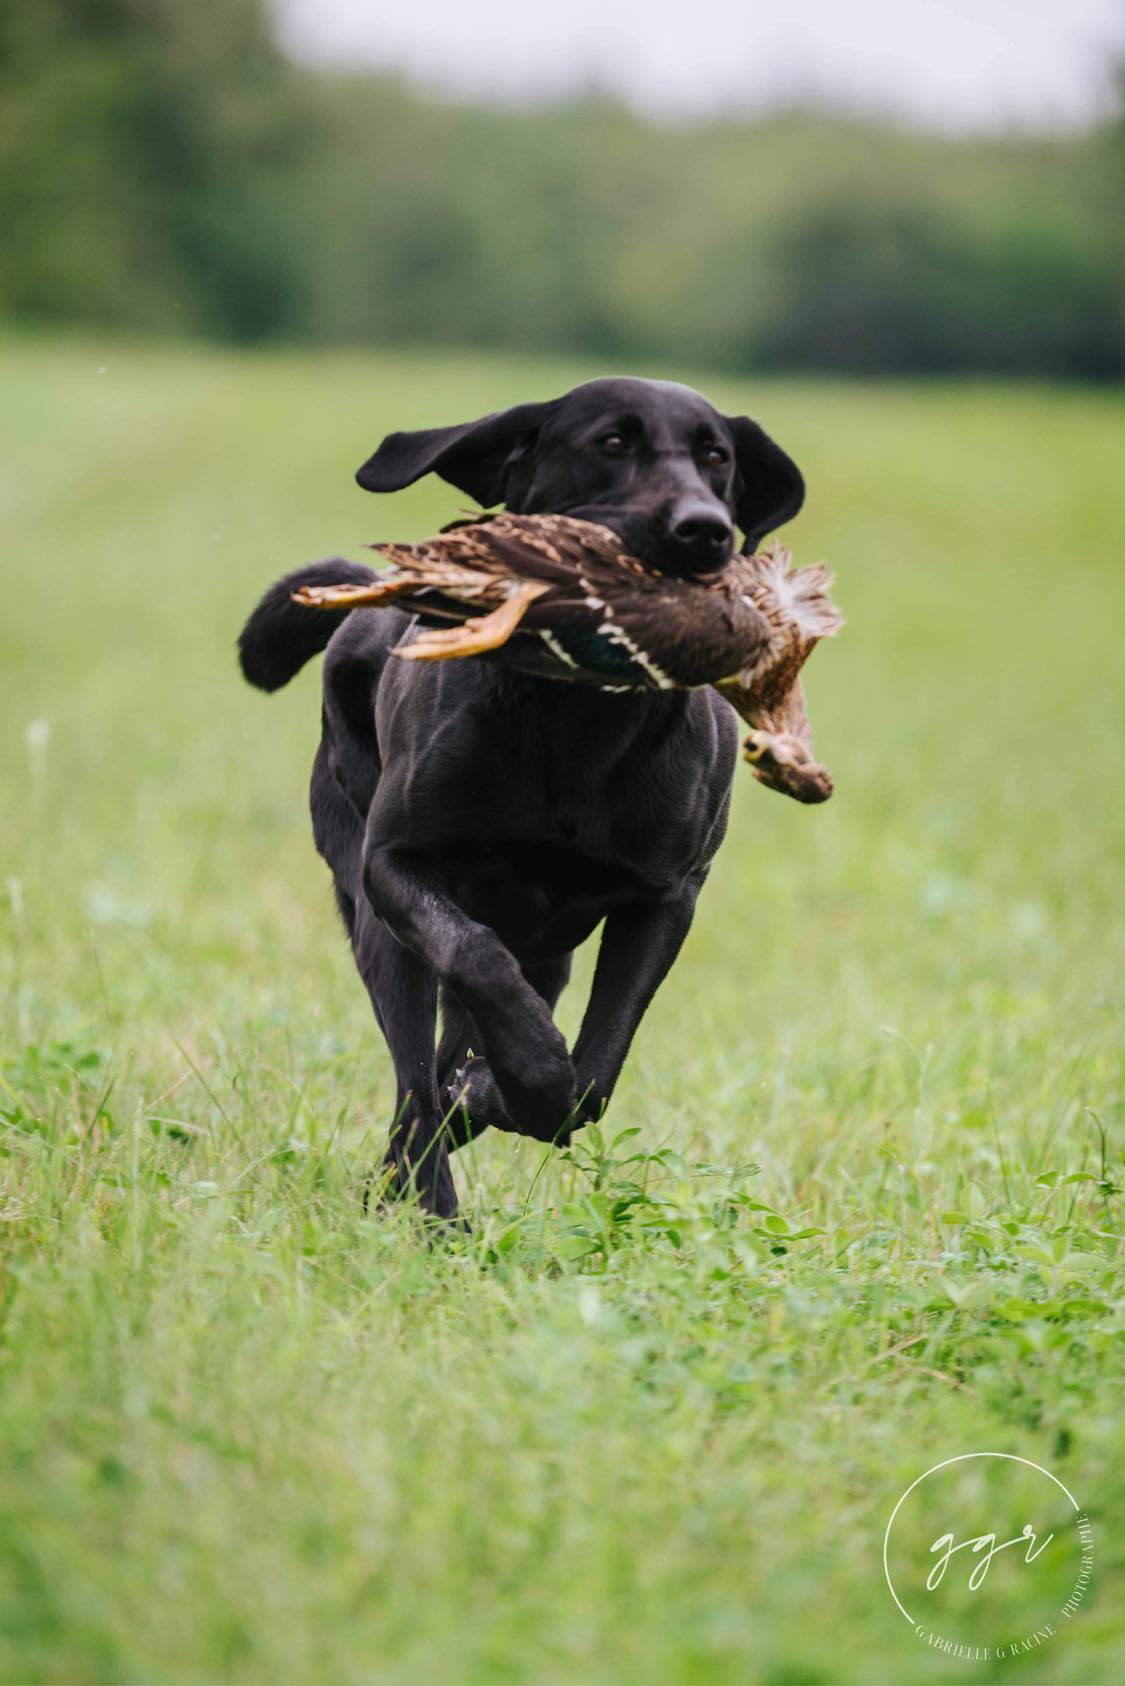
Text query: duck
292 512 842 803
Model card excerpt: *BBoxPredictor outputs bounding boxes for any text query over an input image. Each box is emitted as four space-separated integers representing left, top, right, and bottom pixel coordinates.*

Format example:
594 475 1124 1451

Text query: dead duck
293 512 842 802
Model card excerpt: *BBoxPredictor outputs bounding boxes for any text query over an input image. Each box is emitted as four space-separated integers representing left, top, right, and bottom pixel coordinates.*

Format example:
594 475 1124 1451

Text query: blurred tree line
2 0 1123 374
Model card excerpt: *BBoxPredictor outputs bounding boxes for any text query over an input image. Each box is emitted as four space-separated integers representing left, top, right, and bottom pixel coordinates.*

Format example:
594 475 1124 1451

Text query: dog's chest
443 841 648 959
442 694 734 926
382 666 737 932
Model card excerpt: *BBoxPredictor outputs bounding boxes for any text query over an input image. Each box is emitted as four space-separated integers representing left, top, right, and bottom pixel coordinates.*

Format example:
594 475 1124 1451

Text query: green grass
0 334 1122 1684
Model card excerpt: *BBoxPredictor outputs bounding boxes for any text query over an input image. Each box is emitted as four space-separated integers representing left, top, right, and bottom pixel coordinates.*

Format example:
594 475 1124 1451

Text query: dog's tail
238 560 377 692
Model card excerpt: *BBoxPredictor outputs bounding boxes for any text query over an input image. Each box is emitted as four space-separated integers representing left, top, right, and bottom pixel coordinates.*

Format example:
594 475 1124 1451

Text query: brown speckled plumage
293 513 842 802
715 547 842 802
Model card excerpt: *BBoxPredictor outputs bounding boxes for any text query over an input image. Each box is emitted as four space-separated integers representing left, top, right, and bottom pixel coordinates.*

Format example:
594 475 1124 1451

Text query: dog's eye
599 432 628 455
703 444 728 467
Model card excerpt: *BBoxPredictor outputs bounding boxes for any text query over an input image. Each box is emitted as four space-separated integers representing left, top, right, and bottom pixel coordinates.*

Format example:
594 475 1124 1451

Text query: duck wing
436 515 776 689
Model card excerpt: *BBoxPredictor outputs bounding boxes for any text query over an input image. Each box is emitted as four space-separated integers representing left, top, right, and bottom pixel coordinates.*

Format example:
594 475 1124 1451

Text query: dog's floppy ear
356 401 555 508
725 416 805 550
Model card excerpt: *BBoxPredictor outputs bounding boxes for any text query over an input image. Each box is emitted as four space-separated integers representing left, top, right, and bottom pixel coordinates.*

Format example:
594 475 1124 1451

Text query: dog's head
356 377 803 574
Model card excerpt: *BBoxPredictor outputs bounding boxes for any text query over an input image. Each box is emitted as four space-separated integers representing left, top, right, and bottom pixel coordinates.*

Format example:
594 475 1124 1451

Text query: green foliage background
2 0 1123 373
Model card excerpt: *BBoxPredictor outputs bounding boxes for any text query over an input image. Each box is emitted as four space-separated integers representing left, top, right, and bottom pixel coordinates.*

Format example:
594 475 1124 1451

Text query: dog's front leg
363 839 577 1142
570 877 704 1124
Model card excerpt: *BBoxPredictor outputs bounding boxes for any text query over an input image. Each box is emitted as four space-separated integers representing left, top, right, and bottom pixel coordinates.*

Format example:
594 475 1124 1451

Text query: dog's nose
669 502 733 566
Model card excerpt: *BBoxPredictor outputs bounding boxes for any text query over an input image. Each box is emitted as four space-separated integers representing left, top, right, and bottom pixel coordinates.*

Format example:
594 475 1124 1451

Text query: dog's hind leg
435 987 487 1150
441 953 574 1144
523 954 573 1010
353 902 459 1221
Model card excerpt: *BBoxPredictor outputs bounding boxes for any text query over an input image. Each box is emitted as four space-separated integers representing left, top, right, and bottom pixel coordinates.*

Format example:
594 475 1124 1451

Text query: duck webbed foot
292 575 420 609
394 579 548 662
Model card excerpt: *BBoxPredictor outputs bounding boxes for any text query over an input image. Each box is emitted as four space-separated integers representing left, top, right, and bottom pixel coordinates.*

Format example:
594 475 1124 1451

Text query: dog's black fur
239 378 804 1220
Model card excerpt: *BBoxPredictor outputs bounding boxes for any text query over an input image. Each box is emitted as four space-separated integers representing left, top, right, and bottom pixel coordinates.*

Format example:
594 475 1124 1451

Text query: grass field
0 335 1122 1684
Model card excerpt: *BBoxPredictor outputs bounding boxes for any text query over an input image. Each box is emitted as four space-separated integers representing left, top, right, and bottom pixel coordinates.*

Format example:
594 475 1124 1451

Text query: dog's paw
445 1057 513 1128
448 1057 573 1147
371 1141 464 1225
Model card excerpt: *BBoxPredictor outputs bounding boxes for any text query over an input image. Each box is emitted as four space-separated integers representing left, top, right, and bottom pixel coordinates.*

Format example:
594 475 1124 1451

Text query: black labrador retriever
239 378 803 1220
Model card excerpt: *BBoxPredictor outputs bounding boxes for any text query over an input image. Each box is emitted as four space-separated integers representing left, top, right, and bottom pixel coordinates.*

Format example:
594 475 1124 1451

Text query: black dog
239 378 803 1220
